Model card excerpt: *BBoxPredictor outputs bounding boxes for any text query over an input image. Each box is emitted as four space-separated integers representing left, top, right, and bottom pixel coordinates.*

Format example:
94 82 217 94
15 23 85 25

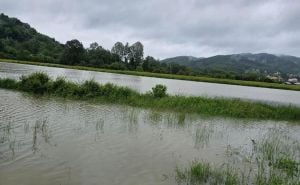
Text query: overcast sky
1 0 299 59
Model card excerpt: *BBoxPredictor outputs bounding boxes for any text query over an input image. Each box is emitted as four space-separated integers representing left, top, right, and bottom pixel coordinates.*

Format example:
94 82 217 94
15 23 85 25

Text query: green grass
1 58 300 91
1 72 300 121
175 162 239 185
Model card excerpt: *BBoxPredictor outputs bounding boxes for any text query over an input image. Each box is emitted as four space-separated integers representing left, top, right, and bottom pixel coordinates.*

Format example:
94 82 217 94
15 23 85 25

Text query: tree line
59 39 192 75
0 13 191 75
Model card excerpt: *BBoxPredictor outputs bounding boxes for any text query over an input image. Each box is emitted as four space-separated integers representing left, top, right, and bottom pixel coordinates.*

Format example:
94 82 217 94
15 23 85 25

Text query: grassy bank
1 73 300 121
1 58 300 91
175 130 300 185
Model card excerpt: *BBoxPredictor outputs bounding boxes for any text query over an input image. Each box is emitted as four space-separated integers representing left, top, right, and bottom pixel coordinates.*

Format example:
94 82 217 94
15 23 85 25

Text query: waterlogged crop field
1 61 300 106
0 89 299 185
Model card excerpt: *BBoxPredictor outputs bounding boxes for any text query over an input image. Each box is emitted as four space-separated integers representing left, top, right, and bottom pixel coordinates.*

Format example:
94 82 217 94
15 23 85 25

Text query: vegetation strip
1 73 300 121
1 58 300 91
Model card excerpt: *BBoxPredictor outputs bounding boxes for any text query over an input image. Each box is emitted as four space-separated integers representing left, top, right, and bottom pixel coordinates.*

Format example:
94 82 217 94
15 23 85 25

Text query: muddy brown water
0 89 299 185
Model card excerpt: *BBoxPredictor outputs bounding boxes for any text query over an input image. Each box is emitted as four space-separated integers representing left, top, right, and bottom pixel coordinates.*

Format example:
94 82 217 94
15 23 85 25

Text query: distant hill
162 56 200 66
162 53 300 76
0 13 63 63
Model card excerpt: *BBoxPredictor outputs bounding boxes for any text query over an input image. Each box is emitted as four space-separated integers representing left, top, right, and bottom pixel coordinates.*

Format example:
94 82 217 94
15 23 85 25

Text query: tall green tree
89 42 99 50
142 56 160 72
128 41 144 69
111 42 125 61
61 39 85 65
124 42 130 63
87 42 121 67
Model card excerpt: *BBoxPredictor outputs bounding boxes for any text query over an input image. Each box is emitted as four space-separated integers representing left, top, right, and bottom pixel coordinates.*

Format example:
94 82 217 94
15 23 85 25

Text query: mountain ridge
162 53 300 77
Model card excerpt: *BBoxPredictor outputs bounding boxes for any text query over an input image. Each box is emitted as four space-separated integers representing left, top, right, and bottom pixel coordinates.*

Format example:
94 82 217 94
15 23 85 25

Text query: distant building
266 75 283 82
288 78 298 83
285 78 299 85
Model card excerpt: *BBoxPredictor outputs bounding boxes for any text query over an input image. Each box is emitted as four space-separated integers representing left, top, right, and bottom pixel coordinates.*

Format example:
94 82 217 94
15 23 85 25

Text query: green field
1 72 300 121
1 58 300 91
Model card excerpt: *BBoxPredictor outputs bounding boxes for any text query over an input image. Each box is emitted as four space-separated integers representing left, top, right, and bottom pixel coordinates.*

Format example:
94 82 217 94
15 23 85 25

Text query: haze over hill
162 54 300 77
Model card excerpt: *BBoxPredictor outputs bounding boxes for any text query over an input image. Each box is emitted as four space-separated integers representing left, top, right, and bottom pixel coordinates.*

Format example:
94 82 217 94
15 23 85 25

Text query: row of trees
59 39 192 75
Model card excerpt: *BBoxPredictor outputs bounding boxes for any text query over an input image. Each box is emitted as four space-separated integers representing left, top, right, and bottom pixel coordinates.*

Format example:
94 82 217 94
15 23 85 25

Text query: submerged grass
175 162 239 185
1 58 300 91
1 72 300 121
176 129 300 185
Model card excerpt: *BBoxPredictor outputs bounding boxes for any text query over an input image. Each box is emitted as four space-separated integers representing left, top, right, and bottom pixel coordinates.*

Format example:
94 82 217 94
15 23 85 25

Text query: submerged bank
0 72 300 121
1 58 300 91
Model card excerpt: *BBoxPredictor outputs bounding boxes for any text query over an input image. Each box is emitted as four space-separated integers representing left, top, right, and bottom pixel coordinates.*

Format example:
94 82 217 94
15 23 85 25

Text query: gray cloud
0 0 299 58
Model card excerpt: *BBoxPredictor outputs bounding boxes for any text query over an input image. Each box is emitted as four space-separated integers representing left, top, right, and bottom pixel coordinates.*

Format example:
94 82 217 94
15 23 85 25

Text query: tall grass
1 58 300 91
1 72 300 121
176 130 300 185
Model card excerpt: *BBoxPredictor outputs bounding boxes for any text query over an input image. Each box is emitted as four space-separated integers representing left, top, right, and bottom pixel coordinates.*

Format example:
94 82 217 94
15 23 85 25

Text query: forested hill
0 13 63 63
162 53 300 78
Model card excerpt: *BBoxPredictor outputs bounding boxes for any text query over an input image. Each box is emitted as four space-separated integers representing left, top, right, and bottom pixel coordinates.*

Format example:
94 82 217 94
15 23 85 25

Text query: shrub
51 77 78 97
19 72 50 94
109 62 126 70
151 84 167 98
0 78 18 89
81 80 101 97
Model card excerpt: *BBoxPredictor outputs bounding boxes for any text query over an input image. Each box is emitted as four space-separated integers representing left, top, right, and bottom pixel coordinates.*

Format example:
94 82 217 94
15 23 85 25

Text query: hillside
162 53 300 78
0 13 63 63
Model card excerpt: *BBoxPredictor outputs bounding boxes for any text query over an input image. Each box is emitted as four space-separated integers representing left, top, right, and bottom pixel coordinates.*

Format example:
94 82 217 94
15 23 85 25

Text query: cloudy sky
1 0 299 59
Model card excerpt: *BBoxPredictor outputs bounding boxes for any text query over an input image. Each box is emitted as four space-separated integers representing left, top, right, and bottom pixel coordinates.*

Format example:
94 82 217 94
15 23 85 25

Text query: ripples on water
0 89 299 185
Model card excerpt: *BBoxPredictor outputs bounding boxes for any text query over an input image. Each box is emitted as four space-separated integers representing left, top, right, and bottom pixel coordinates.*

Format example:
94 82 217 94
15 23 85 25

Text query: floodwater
0 89 299 185
0 62 300 106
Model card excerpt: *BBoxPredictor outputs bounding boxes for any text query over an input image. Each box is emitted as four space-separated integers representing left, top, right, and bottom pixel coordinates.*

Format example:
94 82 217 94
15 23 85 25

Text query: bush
51 77 78 97
19 72 50 94
0 78 18 89
109 62 126 70
81 80 101 97
151 84 167 98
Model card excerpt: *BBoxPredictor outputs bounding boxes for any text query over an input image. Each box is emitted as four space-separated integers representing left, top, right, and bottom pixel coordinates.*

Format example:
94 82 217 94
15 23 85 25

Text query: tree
111 42 125 61
86 42 121 67
128 41 144 69
61 39 85 65
142 56 160 72
124 42 130 63
89 42 99 50
0 40 4 51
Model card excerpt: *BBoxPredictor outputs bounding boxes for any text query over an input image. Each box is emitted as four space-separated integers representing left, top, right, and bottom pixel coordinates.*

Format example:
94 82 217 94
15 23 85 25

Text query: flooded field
0 89 299 185
1 62 300 106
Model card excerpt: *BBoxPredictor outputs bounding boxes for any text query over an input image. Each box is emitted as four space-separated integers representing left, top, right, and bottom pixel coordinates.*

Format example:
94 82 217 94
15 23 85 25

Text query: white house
287 78 298 84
